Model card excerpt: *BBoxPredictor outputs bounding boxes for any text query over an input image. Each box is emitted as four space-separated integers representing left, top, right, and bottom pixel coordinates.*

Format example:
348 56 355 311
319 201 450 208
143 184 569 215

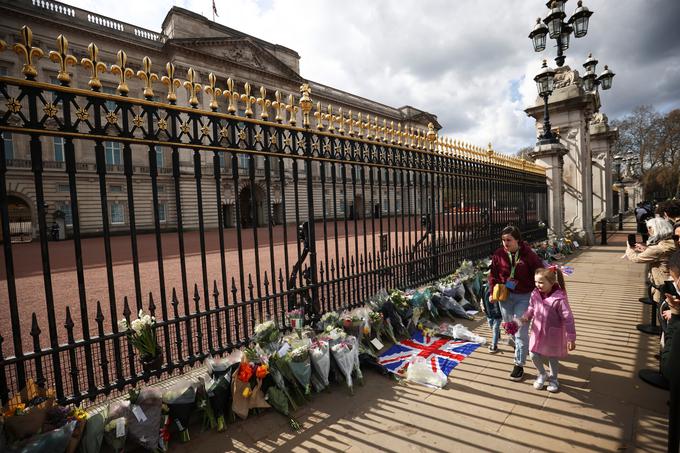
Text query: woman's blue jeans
499 291 531 366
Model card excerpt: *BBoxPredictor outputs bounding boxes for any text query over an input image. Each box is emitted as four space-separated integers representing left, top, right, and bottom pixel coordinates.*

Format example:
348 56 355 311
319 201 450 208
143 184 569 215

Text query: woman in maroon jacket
489 225 544 381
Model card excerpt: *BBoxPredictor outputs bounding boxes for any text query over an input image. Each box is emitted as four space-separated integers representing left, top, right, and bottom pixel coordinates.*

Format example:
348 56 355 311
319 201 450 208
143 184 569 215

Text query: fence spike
148 292 156 317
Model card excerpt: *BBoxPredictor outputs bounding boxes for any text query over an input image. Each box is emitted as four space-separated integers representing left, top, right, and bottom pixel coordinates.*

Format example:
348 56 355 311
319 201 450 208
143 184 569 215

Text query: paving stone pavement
169 218 668 452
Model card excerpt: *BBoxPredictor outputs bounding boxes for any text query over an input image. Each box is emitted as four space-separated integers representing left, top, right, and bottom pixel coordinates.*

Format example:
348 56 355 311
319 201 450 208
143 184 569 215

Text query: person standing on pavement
519 266 576 393
635 202 654 243
488 225 544 381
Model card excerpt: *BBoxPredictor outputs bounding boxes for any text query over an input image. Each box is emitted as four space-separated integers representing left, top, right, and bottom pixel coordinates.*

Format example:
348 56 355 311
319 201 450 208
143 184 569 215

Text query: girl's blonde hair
535 266 566 292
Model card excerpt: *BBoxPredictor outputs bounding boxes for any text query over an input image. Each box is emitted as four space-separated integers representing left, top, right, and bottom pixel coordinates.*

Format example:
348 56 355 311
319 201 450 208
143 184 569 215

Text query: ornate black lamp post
529 0 593 68
534 60 558 144
529 0 614 145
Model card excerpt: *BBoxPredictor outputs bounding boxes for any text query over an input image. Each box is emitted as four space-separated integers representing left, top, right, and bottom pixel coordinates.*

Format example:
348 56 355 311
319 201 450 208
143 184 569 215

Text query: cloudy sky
59 0 680 154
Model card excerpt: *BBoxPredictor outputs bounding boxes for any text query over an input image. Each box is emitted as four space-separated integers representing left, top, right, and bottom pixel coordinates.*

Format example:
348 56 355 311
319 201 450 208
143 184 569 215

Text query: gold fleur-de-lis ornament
48 35 77 85
240 82 256 118
137 56 159 100
13 26 44 80
110 50 134 96
272 90 285 123
161 63 181 104
224 78 239 114
204 73 222 111
285 94 298 126
183 68 202 108
313 102 324 131
81 43 107 91
256 86 271 120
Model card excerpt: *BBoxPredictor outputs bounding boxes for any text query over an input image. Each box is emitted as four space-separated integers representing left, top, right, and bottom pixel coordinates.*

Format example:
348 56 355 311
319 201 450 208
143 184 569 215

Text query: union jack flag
378 331 480 377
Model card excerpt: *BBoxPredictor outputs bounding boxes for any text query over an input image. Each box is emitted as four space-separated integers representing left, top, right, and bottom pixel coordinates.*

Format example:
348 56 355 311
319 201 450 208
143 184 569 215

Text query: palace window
105 141 121 165
55 201 73 226
2 132 13 160
53 137 64 162
110 202 125 225
157 202 167 223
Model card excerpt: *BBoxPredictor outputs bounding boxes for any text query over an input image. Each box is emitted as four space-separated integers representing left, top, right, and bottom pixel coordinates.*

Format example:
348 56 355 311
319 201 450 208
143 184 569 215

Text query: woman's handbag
492 283 509 302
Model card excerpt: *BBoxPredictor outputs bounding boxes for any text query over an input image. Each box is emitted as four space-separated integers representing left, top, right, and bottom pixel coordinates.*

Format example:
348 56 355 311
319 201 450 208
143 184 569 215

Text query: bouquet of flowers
123 387 162 450
502 320 519 336
330 340 357 395
286 341 312 395
288 308 305 330
196 378 217 431
103 416 127 453
162 379 198 442
347 335 364 386
265 386 301 431
79 408 106 453
13 419 77 453
320 311 340 331
254 320 281 353
118 310 161 367
231 356 270 419
268 354 305 410
310 339 331 387
2 379 56 441
390 289 410 317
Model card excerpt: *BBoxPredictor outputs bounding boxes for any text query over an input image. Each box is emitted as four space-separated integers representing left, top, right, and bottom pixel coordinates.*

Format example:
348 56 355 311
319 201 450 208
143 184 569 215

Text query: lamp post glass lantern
534 60 558 144
581 53 615 93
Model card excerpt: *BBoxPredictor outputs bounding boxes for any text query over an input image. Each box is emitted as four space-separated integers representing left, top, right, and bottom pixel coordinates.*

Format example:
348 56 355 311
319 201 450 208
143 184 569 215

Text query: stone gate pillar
530 143 568 236
590 113 618 222
525 66 599 245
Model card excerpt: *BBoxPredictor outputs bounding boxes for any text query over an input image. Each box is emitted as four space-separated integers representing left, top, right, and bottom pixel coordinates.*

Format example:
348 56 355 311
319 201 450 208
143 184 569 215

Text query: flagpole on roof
212 0 219 21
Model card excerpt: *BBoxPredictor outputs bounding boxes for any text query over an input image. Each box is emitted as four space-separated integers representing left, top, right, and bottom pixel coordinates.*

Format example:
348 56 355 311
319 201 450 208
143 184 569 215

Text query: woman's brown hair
535 267 566 292
501 225 522 241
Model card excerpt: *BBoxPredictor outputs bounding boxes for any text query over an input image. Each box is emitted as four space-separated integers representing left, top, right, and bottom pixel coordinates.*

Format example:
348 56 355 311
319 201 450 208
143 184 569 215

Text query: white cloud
58 0 680 154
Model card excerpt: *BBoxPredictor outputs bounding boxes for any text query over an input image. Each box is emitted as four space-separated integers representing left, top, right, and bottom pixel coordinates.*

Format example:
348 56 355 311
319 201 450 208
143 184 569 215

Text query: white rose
117 319 129 331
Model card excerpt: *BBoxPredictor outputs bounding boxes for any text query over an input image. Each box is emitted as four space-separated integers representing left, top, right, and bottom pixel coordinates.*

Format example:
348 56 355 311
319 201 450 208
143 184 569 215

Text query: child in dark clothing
481 282 502 353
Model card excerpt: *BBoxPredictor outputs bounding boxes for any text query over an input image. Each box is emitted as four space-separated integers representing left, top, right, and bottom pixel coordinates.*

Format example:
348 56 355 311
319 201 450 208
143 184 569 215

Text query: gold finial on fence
204 73 221 111
14 26 43 80
272 90 284 123
299 83 312 128
363 114 371 139
356 112 364 138
110 50 134 96
137 56 159 100
224 78 239 114
313 101 324 130
347 110 355 136
0 39 6 52
396 123 402 145
240 82 255 117
389 121 395 144
326 104 335 132
48 35 77 85
257 86 271 120
81 43 107 91
161 62 181 104
286 93 298 126
183 67 202 108
337 107 345 134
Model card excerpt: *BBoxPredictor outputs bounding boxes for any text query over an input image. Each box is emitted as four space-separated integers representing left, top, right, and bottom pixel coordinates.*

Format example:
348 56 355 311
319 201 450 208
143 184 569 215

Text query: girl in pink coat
520 266 576 393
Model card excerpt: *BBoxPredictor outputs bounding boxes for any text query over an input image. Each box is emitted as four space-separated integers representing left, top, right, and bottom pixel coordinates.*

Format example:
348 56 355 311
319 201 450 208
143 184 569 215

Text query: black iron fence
0 26 548 406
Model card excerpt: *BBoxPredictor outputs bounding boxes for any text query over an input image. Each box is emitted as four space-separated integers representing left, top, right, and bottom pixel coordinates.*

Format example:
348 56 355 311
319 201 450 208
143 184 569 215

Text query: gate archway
1 195 33 242
239 185 267 227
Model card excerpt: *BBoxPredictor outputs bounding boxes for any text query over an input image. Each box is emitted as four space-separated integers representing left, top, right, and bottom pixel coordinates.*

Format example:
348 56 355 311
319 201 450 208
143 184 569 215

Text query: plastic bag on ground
406 356 447 388
443 323 486 344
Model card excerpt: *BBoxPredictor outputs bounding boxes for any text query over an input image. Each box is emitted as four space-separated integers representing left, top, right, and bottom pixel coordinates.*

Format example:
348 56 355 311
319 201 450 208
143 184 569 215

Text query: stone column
525 66 600 245
590 114 618 223
530 143 568 237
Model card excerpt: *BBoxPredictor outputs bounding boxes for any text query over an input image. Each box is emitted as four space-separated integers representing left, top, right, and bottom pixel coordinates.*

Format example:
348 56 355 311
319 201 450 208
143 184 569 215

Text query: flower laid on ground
118 309 159 361
310 339 331 387
320 311 340 330
288 308 305 330
390 289 409 312
331 340 356 395
103 416 127 453
287 342 312 395
265 386 301 431
256 364 269 380
162 380 197 442
254 320 280 351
